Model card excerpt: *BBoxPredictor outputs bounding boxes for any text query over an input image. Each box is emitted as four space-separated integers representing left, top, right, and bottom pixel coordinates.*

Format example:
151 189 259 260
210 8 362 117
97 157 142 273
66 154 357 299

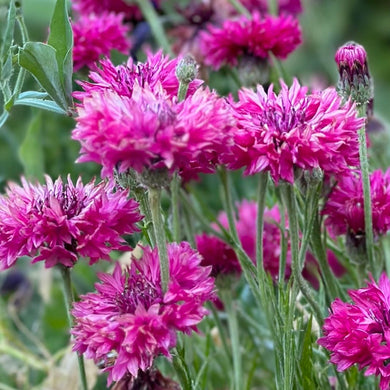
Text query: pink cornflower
71 242 214 384
240 0 302 15
74 51 203 100
224 78 364 183
318 273 390 390
72 12 131 72
199 12 301 70
72 0 144 21
196 200 345 285
72 56 234 178
0 176 142 270
196 201 290 279
323 169 390 238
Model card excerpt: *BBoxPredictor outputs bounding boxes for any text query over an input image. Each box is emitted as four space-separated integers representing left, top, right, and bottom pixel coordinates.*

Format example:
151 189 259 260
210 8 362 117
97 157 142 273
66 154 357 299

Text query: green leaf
299 316 315 390
47 0 73 106
14 93 67 115
18 111 45 180
18 42 68 110
0 0 16 60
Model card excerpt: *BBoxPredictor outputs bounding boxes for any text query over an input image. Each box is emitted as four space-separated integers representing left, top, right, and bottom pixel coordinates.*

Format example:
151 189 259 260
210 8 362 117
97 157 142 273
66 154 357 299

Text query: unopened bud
175 54 198 85
335 42 373 106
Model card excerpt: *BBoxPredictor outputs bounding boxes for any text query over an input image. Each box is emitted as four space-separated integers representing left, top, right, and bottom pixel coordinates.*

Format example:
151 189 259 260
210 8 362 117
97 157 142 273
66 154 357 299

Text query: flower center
116 272 160 314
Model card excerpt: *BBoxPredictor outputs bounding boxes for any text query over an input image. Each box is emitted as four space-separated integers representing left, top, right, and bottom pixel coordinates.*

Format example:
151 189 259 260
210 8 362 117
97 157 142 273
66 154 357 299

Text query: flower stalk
59 265 88 390
148 187 170 292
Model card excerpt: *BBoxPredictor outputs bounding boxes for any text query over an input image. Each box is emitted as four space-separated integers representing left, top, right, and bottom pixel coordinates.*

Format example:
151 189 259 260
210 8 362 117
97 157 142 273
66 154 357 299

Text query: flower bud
335 41 373 106
175 54 198 85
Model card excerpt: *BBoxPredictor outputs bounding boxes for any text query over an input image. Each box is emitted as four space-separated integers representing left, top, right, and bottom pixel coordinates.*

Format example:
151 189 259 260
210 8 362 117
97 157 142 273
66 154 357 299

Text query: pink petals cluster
318 273 390 390
72 52 234 178
323 169 390 238
71 242 215 384
72 12 131 71
200 13 302 70
224 78 364 183
0 176 142 270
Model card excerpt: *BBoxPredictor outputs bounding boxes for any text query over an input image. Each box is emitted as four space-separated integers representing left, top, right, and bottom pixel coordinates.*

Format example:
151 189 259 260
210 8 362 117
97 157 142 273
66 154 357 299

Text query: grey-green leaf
47 0 73 105
0 0 16 60
18 42 68 110
18 111 45 180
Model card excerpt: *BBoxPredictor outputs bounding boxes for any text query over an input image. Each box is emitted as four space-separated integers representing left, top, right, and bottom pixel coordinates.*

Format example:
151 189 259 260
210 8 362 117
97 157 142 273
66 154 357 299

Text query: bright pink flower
224 78 364 183
199 12 301 70
74 51 203 101
196 200 344 285
335 42 368 74
72 12 131 72
318 273 390 390
240 0 302 14
0 176 142 270
72 0 144 20
323 169 390 238
73 69 234 178
71 242 214 384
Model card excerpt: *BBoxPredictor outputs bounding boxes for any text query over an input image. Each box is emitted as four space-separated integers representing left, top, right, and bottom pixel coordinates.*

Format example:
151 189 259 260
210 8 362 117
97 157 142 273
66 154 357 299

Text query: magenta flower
323 169 390 238
241 0 302 15
223 78 364 183
72 0 144 21
199 12 301 70
0 176 142 270
196 199 344 285
335 41 368 74
73 59 234 178
71 242 214 384
74 51 202 101
196 200 290 279
72 12 131 72
318 273 390 390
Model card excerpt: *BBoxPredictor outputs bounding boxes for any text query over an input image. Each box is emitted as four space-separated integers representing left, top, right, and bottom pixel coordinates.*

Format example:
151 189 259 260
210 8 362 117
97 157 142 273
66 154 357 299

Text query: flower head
71 242 214 384
335 41 372 106
224 78 364 183
72 12 131 72
240 0 302 15
0 176 142 270
72 0 144 21
74 51 203 100
318 273 390 390
73 54 233 179
323 169 390 238
199 13 302 70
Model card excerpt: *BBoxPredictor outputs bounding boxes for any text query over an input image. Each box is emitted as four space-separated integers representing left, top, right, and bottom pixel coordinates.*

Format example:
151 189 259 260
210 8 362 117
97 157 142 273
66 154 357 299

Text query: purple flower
224 78 364 183
71 242 215 384
0 176 142 270
72 12 131 72
323 169 390 238
72 53 234 179
318 273 390 390
199 12 302 70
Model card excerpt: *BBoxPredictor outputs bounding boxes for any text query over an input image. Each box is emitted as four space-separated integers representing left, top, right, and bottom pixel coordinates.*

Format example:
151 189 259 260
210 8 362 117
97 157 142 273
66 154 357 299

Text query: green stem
0 342 48 371
148 187 169 292
357 105 375 275
226 0 250 16
170 172 181 242
221 290 241 390
282 184 323 323
130 0 172 55
59 265 88 390
267 0 278 15
177 82 189 102
311 216 345 302
134 187 156 246
256 173 269 281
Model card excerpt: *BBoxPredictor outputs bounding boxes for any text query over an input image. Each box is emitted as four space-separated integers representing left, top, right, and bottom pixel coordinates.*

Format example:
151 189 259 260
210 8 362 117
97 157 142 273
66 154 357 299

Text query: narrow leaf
18 42 68 110
14 96 67 115
18 111 45 180
0 0 16 60
47 0 73 105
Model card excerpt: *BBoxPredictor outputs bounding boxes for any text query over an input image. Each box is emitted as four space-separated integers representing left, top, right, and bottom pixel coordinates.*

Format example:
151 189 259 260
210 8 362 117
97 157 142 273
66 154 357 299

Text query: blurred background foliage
0 0 390 388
